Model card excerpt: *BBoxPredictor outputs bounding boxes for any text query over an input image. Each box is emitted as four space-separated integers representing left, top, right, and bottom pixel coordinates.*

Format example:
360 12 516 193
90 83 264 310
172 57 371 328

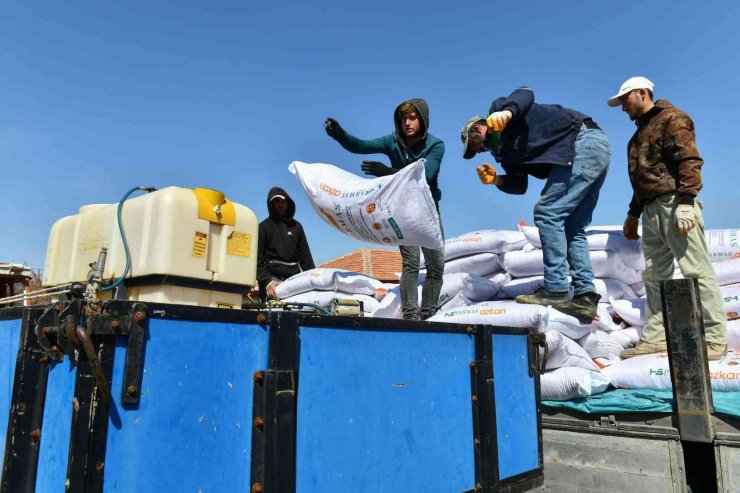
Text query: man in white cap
608 76 727 359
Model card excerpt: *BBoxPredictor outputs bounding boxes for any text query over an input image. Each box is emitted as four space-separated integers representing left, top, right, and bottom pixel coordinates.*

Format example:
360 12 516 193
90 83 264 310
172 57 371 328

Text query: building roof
319 248 401 283
0 263 32 278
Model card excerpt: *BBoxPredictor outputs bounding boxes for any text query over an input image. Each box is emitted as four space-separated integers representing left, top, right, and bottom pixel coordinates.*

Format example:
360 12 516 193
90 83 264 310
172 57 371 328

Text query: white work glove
674 204 697 234
487 110 512 132
266 280 281 300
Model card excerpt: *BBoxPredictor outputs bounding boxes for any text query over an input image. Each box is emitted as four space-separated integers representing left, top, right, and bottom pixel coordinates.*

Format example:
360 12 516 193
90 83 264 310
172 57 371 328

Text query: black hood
266 186 296 221
394 98 430 145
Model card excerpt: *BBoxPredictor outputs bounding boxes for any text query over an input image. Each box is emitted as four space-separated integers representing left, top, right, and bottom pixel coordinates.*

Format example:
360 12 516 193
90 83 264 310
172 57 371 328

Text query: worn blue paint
35 357 78 492
492 333 539 479
295 327 476 493
0 318 22 462
103 318 268 493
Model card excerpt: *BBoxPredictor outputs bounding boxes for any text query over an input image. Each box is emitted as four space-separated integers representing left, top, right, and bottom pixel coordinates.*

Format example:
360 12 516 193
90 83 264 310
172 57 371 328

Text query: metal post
660 278 715 443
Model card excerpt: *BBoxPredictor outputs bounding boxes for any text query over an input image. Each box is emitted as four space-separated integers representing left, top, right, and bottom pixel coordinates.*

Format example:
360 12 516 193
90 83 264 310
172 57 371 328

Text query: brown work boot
707 343 728 361
557 291 601 324
620 341 668 359
515 288 568 309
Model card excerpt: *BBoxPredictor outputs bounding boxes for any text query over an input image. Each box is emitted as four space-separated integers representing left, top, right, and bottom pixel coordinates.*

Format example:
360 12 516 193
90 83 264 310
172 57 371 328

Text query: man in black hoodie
257 187 315 301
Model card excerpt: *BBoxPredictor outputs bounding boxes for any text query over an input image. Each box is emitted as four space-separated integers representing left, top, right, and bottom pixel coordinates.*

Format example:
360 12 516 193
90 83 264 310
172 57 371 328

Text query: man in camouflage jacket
608 76 727 360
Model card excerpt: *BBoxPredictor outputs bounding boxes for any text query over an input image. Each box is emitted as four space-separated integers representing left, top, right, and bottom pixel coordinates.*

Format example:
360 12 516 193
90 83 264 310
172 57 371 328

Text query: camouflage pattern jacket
627 99 703 217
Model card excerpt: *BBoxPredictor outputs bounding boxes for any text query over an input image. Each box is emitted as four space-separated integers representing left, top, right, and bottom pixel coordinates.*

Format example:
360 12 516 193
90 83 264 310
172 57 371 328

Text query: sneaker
558 291 601 324
707 343 728 361
620 341 668 359
515 288 568 308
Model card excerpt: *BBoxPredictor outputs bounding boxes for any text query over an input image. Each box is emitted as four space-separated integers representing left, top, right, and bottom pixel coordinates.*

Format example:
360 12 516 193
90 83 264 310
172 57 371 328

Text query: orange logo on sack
479 308 506 315
318 208 344 232
320 183 341 196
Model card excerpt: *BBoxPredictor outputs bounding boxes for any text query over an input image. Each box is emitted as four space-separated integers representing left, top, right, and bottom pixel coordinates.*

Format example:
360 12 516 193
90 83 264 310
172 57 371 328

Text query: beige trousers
641 194 727 344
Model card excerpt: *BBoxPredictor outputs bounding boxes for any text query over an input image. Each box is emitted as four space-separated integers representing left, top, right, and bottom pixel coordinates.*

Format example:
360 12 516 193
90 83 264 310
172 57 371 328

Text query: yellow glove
623 215 640 240
487 110 513 132
476 163 497 185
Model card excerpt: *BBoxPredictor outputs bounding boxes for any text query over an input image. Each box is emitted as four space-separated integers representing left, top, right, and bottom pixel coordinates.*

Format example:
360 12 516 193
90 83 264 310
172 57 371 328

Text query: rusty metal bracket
84 303 148 406
75 324 111 404
30 300 148 407
528 328 547 376
121 307 146 405
34 300 83 360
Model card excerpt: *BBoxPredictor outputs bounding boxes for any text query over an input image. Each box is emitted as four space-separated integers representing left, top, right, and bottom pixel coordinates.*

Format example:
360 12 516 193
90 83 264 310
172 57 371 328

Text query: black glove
324 117 345 140
361 160 396 177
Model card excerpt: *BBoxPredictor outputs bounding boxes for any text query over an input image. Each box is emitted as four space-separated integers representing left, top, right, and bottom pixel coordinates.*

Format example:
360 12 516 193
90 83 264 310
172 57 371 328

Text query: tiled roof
319 248 401 283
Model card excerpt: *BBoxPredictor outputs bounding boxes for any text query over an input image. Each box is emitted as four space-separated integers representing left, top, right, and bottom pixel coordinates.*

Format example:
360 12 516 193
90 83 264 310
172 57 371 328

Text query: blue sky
2 1 739 271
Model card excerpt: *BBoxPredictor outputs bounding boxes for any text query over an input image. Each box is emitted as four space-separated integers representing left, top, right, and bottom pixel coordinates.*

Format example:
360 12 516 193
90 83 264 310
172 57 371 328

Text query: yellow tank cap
192 188 236 226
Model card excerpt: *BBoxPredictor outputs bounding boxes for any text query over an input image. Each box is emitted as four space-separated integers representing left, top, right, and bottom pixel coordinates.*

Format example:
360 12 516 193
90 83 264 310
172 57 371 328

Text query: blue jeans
533 128 610 296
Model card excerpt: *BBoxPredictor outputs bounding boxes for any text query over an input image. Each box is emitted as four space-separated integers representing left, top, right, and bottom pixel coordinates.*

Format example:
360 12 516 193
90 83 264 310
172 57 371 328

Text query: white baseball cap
607 76 655 107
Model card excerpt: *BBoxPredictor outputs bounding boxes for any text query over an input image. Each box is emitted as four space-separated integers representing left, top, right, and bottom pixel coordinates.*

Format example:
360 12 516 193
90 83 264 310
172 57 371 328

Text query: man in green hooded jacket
324 99 445 320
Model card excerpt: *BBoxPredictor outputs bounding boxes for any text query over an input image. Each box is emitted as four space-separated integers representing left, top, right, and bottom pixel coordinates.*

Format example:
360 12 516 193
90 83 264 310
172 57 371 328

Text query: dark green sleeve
423 141 444 184
336 131 393 156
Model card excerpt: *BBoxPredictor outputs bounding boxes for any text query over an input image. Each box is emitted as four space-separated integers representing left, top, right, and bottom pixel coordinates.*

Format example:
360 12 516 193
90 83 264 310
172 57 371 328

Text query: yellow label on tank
193 188 236 226
192 231 208 258
226 231 251 257
217 302 236 309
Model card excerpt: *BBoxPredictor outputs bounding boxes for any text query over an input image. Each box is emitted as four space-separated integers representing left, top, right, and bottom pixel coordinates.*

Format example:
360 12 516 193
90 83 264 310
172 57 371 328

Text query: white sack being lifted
289 160 444 250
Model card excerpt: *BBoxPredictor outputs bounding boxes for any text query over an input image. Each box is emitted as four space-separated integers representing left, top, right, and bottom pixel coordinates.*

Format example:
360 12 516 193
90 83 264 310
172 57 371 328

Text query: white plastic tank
43 186 258 308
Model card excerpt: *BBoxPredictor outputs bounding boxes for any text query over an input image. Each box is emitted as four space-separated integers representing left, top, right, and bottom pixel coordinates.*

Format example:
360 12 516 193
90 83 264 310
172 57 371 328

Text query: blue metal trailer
0 300 544 492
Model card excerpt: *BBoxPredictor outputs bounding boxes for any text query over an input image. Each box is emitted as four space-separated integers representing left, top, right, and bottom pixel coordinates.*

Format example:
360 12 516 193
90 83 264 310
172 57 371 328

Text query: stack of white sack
428 300 623 400
515 225 645 297
610 286 740 351
276 268 387 314
421 229 529 277
371 272 508 319
604 352 740 391
672 229 740 284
